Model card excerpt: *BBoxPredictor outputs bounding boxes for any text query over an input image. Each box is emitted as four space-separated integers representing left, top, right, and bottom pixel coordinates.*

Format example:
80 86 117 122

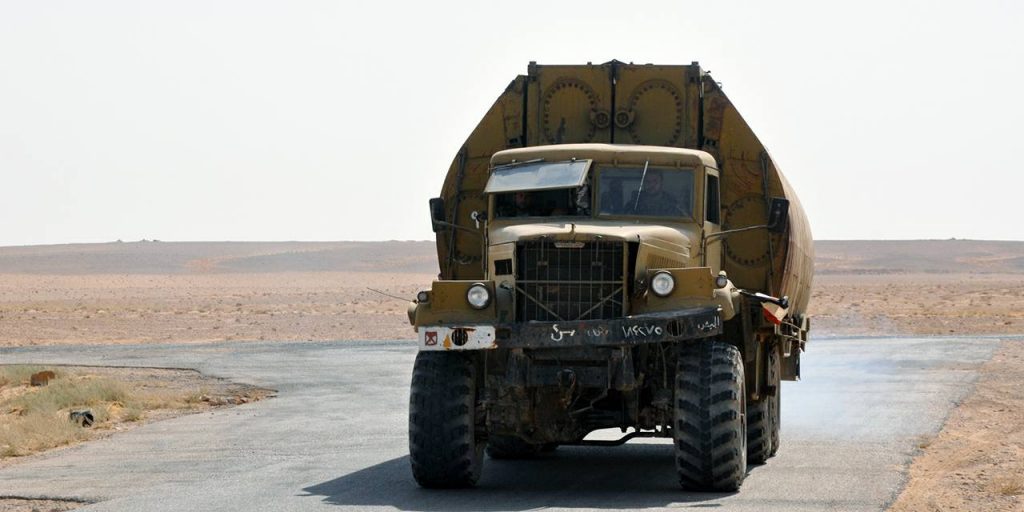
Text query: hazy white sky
2 0 1022 245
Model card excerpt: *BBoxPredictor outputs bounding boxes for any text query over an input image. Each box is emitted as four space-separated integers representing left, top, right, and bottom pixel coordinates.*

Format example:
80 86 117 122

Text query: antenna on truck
632 160 650 213
366 287 412 302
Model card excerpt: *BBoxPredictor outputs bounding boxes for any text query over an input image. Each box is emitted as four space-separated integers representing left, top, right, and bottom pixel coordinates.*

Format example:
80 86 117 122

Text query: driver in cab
630 170 681 216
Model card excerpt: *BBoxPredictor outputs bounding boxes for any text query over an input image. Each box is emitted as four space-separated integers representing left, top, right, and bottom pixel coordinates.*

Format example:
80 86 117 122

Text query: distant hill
814 239 1024 274
0 241 439 274
0 239 1021 275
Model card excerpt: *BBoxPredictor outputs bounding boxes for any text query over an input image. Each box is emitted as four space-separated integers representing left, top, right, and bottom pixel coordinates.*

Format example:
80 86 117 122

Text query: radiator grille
515 240 624 322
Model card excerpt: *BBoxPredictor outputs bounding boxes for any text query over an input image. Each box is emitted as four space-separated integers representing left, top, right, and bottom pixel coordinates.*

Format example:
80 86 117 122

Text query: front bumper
417 307 722 351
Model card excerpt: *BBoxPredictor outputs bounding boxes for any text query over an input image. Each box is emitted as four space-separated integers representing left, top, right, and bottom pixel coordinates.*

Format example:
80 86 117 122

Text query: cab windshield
489 160 592 218
597 166 694 219
488 160 695 220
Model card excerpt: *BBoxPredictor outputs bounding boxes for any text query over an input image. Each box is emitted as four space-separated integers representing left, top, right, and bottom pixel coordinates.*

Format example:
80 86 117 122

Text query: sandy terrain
813 273 1024 336
2 239 1023 346
1 239 1022 511
0 271 434 346
890 339 1024 511
0 241 436 346
2 271 1022 346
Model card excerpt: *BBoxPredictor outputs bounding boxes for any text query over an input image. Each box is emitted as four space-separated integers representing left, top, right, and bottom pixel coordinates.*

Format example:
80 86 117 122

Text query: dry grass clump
0 367 136 457
915 434 934 450
0 409 88 457
0 497 85 512
0 365 50 388
0 365 260 460
8 376 129 417
991 476 1024 497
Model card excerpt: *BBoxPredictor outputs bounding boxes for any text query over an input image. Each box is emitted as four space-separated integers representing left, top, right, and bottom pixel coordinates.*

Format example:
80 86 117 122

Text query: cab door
703 167 723 272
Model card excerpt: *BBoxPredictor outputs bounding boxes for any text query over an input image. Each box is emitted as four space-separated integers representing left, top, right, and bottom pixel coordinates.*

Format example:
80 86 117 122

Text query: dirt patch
3 241 1024 347
0 271 433 347
0 498 85 512
0 365 271 466
3 271 1023 347
811 273 1024 337
889 339 1024 511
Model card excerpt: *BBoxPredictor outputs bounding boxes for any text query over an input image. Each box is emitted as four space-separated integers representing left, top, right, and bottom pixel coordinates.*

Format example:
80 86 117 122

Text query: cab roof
490 144 717 169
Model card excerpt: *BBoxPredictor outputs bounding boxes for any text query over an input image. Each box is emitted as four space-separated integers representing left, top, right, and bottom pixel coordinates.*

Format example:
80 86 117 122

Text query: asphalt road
0 337 1000 511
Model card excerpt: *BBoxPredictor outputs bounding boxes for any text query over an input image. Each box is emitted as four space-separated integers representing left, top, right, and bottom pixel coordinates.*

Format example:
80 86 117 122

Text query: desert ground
1 239 1022 511
1 239 1023 346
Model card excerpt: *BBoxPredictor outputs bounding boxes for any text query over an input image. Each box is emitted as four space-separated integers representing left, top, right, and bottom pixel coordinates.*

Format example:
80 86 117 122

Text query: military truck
407 60 813 491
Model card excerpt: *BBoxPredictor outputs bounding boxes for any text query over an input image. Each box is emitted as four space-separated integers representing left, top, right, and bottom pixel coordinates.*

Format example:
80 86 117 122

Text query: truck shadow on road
302 443 739 510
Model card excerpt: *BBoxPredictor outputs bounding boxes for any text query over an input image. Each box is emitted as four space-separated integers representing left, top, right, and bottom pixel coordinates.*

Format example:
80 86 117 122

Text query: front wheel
408 351 484 488
674 341 747 491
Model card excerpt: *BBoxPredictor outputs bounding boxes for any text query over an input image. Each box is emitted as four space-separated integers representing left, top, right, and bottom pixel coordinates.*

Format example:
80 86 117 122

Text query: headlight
466 283 491 309
715 272 729 289
650 271 675 297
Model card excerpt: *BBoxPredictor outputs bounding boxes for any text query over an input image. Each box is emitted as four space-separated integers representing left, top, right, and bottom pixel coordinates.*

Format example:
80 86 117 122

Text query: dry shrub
0 410 87 457
121 404 144 422
915 434 934 450
991 476 1024 496
1 372 134 457
0 365 55 389
0 365 265 459
8 376 130 422
184 388 211 405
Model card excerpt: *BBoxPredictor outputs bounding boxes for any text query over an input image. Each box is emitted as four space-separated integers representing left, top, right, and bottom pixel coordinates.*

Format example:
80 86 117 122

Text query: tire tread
409 351 483 488
674 341 747 491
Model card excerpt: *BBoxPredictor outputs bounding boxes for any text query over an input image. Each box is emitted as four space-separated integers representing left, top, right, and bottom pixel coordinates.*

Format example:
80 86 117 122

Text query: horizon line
2 237 1024 250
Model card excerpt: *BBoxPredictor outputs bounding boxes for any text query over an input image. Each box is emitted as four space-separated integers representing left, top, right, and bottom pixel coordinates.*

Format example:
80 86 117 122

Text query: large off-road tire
747 342 781 464
674 341 747 491
408 351 484 488
486 435 545 459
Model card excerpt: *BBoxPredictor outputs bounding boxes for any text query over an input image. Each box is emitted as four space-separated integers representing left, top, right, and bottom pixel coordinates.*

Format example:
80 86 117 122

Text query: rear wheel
748 342 781 464
768 345 782 457
408 351 484 488
674 341 747 491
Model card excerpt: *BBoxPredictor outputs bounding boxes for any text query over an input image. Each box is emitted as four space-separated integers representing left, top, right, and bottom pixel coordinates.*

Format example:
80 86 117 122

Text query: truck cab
410 143 739 348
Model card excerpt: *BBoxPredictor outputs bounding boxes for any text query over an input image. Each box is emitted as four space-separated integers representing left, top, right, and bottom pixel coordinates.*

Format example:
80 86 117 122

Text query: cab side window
705 173 721 224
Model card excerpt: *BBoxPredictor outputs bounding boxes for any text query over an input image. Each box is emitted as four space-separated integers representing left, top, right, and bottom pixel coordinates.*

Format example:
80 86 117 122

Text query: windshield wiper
492 158 545 171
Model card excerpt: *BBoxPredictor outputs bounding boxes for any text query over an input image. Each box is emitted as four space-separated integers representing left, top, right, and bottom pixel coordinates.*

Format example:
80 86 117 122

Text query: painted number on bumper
419 326 496 351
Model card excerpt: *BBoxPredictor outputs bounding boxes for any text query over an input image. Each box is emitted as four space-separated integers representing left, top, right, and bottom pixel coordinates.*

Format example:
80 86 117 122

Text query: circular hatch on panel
542 78 600 144
723 194 772 268
625 79 684 147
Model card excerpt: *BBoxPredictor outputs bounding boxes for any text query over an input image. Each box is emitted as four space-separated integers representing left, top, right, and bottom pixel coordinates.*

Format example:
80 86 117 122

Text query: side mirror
429 197 446 233
767 197 790 234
